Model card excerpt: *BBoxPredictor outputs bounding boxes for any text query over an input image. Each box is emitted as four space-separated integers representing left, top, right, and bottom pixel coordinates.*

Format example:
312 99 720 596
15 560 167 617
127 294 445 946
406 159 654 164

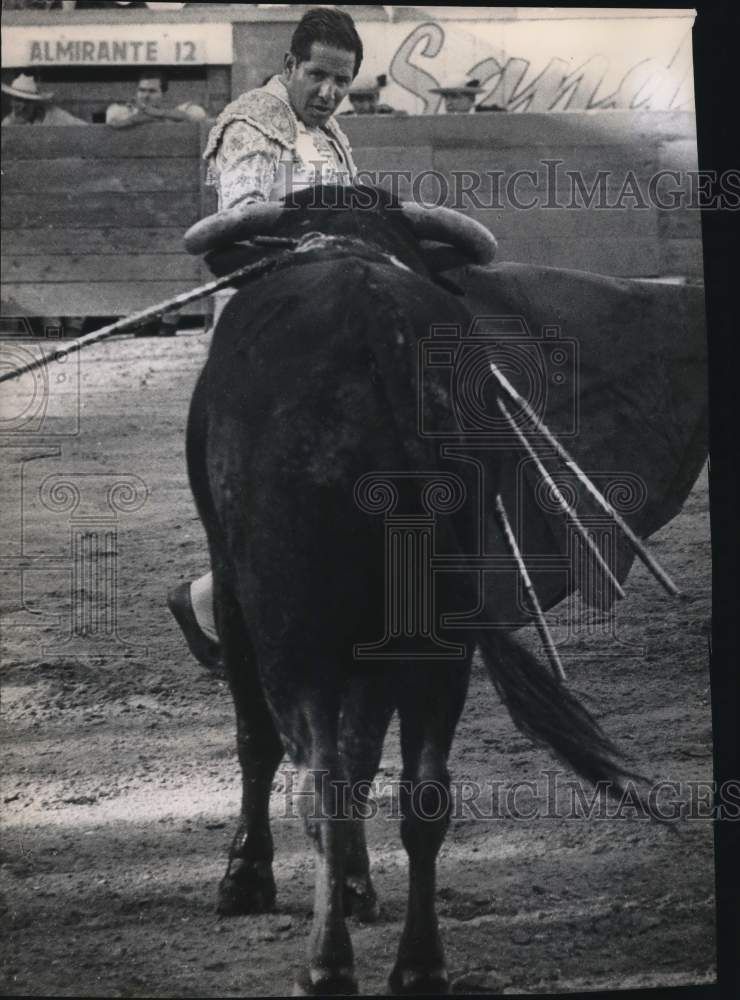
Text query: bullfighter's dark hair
136 68 169 93
290 7 363 77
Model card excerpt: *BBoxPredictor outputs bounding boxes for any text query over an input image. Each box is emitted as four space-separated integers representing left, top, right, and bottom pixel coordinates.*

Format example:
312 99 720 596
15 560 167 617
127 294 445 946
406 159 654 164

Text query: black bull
185 191 706 995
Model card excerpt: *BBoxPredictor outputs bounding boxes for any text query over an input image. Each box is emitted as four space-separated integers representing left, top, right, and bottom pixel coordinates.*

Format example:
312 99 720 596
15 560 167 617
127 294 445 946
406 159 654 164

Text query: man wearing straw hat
2 73 86 336
428 76 485 115
2 73 87 126
340 73 404 116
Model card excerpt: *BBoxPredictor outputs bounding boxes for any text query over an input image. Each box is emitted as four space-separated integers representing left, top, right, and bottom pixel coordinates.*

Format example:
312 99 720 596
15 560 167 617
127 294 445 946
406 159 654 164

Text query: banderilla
0 237 298 386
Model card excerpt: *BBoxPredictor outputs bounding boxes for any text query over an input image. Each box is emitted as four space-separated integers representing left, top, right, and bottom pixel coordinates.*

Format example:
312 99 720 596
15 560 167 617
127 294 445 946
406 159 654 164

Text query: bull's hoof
217 859 276 916
343 874 381 923
388 964 449 995
293 965 359 996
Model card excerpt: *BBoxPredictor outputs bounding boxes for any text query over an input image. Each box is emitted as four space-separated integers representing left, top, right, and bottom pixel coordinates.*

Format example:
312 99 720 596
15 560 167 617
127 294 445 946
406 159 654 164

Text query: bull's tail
476 627 640 792
354 264 640 794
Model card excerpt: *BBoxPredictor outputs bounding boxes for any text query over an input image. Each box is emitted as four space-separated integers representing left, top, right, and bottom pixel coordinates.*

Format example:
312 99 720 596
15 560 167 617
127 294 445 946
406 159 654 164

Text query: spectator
1 73 87 125
170 5 364 669
105 69 206 129
106 70 205 335
340 74 406 116
428 77 485 115
2 73 86 335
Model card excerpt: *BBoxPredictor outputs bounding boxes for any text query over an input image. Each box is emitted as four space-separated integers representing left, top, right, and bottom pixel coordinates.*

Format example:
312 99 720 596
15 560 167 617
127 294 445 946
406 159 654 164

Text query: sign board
349 13 696 114
2 23 232 67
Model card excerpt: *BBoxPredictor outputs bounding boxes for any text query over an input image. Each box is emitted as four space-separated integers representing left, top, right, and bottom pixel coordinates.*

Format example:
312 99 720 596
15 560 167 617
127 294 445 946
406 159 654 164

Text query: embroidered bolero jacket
203 76 358 210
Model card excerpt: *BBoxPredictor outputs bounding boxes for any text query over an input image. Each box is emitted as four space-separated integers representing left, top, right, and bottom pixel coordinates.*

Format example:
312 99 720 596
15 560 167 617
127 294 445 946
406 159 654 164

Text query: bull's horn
400 202 497 265
184 201 285 255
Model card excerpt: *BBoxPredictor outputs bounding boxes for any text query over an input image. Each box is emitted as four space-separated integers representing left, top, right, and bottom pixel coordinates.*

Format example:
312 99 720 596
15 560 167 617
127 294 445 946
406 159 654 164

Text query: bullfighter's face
284 42 356 128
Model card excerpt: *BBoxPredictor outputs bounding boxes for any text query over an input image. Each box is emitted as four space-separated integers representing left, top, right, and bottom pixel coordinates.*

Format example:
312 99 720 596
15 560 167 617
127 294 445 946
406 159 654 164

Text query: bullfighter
167 6 363 671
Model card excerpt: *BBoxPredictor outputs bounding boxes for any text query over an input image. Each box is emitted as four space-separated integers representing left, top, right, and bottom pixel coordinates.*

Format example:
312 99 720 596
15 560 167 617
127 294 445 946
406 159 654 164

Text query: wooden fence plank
1 255 201 284
660 239 704 277
493 237 660 276
2 193 201 229
2 159 200 195
0 123 205 159
1 282 209 317
342 111 697 151
0 112 702 322
383 144 658 177
465 205 659 239
657 138 699 172
2 229 190 256
353 146 434 165
431 146 659 202
657 207 703 240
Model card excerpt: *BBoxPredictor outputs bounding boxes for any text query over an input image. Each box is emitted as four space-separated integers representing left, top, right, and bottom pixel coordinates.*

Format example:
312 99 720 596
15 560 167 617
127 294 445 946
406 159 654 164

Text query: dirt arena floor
1 330 715 996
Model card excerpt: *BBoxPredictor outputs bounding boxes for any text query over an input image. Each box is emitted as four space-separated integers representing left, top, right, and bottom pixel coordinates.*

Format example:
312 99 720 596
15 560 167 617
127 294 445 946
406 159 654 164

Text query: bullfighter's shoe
167 582 224 674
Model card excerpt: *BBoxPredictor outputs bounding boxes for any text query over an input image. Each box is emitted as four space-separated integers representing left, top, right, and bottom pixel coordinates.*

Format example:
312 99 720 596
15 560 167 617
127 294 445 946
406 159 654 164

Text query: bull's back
201 256 470 663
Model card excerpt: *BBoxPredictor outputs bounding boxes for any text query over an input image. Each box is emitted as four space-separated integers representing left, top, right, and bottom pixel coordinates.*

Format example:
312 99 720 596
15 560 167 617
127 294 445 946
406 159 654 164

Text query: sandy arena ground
1 330 715 996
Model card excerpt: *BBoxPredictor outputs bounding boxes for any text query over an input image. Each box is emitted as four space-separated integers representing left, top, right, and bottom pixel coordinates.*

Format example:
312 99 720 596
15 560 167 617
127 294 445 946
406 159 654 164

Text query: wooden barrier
1 123 215 319
343 110 703 279
1 111 701 322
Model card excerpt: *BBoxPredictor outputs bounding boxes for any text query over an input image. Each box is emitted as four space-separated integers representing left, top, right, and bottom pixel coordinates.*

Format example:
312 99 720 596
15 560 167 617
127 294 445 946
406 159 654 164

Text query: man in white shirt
105 70 205 335
168 7 363 670
105 70 206 129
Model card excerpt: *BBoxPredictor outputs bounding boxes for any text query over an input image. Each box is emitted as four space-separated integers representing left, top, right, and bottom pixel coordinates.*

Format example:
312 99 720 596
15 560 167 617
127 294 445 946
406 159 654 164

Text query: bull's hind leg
343 818 379 924
340 670 396 924
389 661 470 996
288 702 357 996
213 572 284 916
